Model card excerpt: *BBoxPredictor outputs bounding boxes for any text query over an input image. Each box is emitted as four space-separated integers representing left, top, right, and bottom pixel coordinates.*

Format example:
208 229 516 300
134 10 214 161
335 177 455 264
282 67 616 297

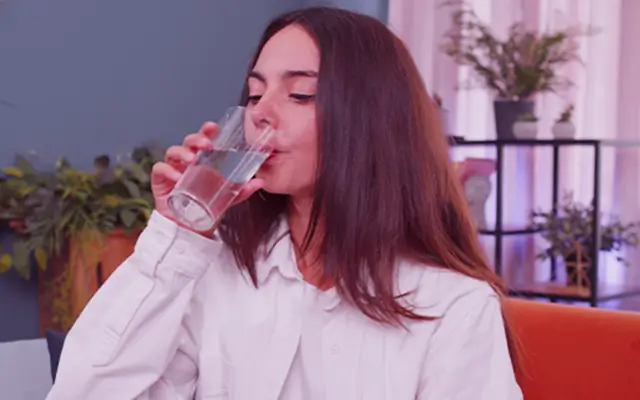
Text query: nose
249 99 278 131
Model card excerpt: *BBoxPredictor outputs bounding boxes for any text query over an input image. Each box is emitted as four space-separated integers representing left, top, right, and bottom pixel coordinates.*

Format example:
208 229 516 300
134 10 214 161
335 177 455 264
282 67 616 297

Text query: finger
183 133 214 152
199 121 218 139
165 145 197 167
151 162 182 187
234 178 265 204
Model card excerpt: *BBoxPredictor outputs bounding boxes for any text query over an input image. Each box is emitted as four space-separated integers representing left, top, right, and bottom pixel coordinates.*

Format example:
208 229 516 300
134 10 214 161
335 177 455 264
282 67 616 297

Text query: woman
47 6 522 400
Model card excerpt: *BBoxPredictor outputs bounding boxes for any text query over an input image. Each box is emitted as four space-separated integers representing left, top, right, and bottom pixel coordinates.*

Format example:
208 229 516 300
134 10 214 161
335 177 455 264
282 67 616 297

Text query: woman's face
247 24 319 198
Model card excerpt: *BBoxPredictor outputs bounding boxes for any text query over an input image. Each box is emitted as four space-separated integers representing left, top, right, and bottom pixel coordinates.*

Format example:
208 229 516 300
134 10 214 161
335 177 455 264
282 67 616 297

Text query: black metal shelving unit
453 138 640 307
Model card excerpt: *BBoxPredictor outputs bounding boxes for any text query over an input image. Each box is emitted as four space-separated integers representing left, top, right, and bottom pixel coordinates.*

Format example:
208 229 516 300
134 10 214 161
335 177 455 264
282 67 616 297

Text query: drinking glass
167 106 275 231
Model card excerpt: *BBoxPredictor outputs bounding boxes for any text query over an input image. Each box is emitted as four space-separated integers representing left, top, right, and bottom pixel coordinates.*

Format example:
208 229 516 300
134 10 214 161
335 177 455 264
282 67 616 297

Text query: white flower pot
463 175 492 230
552 121 576 139
512 121 537 139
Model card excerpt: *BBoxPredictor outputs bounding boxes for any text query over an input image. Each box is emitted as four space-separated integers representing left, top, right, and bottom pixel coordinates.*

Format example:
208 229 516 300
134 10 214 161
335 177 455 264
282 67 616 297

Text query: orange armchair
504 299 640 400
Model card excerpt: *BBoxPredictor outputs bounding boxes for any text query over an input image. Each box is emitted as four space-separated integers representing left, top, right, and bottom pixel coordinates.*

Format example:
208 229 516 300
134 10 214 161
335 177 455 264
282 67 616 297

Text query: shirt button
330 344 340 355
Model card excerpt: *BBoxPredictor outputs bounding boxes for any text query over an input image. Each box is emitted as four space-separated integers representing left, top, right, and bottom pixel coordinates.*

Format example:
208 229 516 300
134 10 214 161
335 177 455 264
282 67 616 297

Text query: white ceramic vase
512 121 537 139
552 121 576 139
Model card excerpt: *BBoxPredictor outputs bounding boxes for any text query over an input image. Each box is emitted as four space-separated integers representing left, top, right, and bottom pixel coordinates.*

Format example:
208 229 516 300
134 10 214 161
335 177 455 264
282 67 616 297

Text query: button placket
258 281 304 400
324 312 366 400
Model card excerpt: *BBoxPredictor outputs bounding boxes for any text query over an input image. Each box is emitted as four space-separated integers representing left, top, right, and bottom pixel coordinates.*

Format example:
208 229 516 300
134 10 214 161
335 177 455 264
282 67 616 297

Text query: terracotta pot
37 246 70 336
37 229 140 334
69 229 140 321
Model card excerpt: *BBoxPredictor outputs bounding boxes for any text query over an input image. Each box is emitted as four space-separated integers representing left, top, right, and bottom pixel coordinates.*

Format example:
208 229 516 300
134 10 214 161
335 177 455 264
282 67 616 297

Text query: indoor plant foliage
0 146 162 331
440 0 594 139
552 104 576 139
530 193 639 285
440 1 589 99
0 146 160 279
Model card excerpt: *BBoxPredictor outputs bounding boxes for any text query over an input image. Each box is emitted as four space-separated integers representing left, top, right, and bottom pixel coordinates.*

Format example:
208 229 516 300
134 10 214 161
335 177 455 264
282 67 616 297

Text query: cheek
293 120 319 178
258 117 319 191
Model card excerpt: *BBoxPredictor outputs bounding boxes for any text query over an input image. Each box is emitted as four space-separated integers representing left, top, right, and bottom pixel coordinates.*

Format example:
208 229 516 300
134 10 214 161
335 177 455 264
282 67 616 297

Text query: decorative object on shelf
493 100 534 141
529 193 640 287
552 104 576 139
432 93 451 136
512 113 538 139
455 157 496 229
440 1 596 140
563 242 591 288
0 144 163 333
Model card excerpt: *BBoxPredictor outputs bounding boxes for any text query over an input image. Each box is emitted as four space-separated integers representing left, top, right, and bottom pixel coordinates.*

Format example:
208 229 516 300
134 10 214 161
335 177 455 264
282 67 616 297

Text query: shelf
479 227 540 236
453 138 640 147
510 281 640 303
454 139 600 146
454 132 640 306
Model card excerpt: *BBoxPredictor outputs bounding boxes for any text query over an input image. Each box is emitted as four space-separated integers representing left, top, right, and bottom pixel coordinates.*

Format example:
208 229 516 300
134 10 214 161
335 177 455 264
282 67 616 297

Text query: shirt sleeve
416 287 523 400
46 211 221 400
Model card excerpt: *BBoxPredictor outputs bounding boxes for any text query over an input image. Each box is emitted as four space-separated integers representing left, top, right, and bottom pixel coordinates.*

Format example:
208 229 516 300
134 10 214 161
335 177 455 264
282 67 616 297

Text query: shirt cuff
134 210 223 279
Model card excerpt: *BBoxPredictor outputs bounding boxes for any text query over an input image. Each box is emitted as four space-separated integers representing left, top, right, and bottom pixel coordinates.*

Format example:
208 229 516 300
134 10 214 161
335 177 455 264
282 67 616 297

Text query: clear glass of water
167 106 276 232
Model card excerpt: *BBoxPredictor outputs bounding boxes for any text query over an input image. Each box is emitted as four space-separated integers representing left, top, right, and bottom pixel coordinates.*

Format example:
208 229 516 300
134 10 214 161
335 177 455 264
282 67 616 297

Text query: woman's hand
151 122 265 232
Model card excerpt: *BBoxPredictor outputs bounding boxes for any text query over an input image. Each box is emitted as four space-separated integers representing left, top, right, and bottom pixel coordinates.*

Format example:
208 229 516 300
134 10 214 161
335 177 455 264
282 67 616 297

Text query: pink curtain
389 0 640 308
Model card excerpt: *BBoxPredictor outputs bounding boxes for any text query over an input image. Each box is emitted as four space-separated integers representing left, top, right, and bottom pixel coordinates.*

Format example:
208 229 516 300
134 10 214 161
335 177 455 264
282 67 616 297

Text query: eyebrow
248 70 318 82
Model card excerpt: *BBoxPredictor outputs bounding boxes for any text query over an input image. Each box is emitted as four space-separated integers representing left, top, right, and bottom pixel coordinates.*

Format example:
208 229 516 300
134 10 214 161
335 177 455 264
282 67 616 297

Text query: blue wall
0 228 39 342
0 0 388 341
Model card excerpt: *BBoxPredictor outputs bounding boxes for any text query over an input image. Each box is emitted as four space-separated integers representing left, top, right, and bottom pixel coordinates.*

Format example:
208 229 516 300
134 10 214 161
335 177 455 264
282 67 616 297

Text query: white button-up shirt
47 212 522 399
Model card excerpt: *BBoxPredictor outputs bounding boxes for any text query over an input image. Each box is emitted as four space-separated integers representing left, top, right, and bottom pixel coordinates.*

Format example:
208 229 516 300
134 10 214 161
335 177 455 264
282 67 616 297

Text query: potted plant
512 113 538 139
530 193 639 287
440 1 594 140
552 104 576 139
0 146 161 332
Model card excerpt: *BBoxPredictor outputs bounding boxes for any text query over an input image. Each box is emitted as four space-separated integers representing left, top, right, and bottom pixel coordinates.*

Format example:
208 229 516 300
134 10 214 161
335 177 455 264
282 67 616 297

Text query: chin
260 181 291 195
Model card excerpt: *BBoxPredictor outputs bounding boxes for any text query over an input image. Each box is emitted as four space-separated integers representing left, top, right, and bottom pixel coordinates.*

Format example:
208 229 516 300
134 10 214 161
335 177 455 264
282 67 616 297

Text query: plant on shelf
0 144 163 331
552 104 576 139
516 113 538 122
0 155 154 279
529 193 640 287
512 112 538 139
439 0 596 139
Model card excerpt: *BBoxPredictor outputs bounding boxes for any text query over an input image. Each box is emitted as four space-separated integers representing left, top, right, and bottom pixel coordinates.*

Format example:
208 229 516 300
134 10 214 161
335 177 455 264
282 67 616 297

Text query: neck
288 195 314 247
288 195 331 289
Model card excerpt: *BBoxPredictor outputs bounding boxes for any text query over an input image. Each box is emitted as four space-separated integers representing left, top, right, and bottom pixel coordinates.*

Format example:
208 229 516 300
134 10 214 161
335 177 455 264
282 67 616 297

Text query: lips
265 151 280 164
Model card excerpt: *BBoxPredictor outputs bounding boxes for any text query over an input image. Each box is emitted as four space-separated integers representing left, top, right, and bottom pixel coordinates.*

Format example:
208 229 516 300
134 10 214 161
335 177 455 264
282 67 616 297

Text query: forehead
254 24 320 73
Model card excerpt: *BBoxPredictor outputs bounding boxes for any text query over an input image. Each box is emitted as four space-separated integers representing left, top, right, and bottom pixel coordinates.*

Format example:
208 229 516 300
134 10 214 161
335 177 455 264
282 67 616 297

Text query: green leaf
14 155 36 176
2 167 24 178
55 157 71 171
121 179 142 198
119 209 137 228
34 247 48 271
0 254 13 273
12 241 31 280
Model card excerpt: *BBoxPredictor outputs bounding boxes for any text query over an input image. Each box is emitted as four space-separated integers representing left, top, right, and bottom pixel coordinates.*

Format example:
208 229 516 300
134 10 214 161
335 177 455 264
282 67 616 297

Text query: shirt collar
256 218 341 311
256 217 300 285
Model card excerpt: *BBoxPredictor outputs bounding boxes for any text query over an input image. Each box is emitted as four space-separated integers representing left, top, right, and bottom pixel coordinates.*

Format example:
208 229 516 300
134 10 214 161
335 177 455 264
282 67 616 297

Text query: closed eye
248 95 262 105
290 93 316 103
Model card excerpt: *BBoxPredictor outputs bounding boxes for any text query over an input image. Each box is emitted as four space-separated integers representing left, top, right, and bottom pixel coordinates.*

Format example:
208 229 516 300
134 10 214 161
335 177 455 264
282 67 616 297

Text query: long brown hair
220 7 506 324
